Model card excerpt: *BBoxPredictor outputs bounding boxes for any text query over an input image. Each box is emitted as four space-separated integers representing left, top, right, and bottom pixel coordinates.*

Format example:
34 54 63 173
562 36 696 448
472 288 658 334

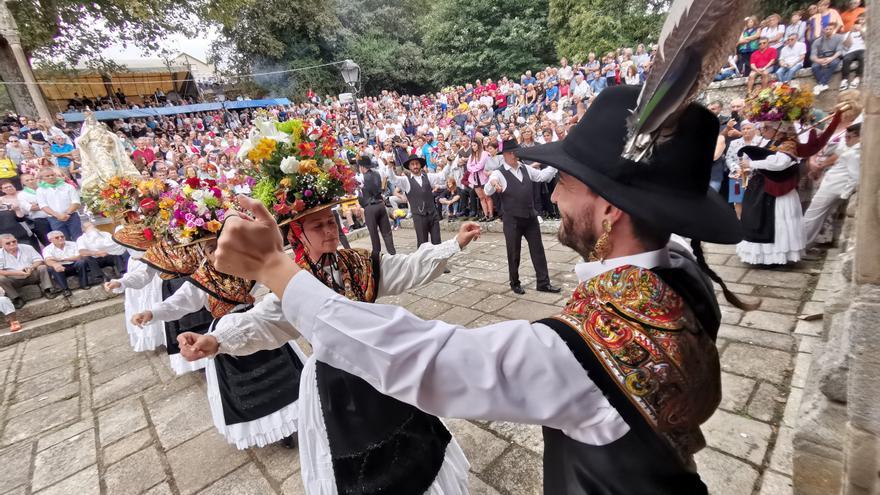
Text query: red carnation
210 187 222 198
185 177 201 188
139 198 157 211
205 179 217 188
292 199 306 212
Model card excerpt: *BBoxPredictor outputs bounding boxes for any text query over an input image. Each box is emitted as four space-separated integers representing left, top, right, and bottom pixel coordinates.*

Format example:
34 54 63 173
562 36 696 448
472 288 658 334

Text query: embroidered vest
547 264 720 458
300 248 452 494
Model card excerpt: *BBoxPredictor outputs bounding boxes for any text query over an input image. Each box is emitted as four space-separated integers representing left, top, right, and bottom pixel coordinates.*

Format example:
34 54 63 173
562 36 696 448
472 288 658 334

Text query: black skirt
741 174 776 244
161 278 214 356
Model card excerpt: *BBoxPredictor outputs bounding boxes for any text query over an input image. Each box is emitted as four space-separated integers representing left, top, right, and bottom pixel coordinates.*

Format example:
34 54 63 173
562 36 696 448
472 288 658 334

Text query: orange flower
205 220 222 233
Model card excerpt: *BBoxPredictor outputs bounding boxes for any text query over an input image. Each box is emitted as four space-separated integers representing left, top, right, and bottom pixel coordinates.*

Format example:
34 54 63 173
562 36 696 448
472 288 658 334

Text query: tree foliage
7 0 227 69
421 0 556 86
548 0 667 61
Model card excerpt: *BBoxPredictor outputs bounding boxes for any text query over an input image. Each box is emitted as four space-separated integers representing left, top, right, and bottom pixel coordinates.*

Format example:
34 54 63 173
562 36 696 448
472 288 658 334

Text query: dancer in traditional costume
210 82 758 493
177 140 472 492
735 83 815 265
105 224 166 352
135 242 305 449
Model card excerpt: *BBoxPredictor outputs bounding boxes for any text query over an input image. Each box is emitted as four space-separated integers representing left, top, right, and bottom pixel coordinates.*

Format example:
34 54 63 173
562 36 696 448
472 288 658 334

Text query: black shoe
536 284 561 293
443 267 451 274
12 297 24 310
511 285 525 295
280 435 297 449
62 289 73 297
43 289 58 300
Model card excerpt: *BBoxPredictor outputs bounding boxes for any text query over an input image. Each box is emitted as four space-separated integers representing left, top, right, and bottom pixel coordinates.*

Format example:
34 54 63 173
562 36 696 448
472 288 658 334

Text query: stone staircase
0 268 123 347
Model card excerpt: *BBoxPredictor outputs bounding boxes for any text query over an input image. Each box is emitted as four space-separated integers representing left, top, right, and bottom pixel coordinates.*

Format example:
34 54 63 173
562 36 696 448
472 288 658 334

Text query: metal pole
351 86 364 138
0 0 51 120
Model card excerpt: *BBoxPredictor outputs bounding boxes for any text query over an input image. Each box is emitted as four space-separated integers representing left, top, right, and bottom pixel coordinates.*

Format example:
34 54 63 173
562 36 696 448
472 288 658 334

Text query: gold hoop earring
589 220 613 262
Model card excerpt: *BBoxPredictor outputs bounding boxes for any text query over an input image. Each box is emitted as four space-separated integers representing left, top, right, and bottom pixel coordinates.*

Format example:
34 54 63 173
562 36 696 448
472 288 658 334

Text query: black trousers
364 202 395 255
503 215 550 288
30 218 51 248
412 212 441 247
50 258 101 290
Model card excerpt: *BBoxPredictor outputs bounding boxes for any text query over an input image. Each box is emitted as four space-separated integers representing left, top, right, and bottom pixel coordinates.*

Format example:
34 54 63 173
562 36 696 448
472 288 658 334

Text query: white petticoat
297 355 470 494
737 189 806 265
122 258 166 352
168 354 207 375
204 341 307 450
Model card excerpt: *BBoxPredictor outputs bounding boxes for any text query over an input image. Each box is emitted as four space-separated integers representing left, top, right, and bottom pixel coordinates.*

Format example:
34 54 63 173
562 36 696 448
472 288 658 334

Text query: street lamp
339 59 364 138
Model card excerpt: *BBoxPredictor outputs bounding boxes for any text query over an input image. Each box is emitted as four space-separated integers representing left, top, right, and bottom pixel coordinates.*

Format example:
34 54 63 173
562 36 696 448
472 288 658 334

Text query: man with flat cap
205 85 752 494
484 139 560 295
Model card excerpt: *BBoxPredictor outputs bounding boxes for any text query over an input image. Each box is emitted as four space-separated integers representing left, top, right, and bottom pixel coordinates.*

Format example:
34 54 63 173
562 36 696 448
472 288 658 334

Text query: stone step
10 282 121 325
0 297 124 348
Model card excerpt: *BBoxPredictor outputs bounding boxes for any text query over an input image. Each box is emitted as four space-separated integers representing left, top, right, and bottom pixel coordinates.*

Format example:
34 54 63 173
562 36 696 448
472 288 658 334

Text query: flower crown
154 177 235 245
242 118 358 222
747 83 814 123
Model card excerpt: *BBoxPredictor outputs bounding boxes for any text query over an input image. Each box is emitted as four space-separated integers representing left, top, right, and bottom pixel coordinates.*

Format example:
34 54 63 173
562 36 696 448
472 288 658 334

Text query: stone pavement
0 228 829 494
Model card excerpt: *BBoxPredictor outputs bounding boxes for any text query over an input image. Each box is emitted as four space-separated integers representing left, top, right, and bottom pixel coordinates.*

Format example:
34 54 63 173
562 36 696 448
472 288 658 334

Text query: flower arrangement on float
242 118 358 223
82 175 139 220
747 82 814 123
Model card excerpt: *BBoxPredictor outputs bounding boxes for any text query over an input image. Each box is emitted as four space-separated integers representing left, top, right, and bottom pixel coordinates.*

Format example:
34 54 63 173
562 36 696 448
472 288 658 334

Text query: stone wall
704 69 845 112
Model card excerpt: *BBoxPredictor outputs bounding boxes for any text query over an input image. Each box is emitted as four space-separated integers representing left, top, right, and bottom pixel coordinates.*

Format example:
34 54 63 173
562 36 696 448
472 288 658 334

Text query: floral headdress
155 177 234 245
243 118 358 224
82 175 139 221
746 83 814 124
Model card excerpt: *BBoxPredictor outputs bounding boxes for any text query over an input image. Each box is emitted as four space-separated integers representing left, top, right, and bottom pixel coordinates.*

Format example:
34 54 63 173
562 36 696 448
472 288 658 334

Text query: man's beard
557 206 597 261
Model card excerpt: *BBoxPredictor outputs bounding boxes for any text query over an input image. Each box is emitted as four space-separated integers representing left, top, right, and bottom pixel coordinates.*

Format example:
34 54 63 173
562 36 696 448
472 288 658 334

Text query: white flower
194 200 208 216
190 190 205 201
307 130 321 141
322 159 334 171
280 156 300 174
236 139 254 160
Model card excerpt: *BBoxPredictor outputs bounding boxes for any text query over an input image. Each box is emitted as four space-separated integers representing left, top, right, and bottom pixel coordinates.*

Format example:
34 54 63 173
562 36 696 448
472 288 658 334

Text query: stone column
0 0 51 120
854 1 880 284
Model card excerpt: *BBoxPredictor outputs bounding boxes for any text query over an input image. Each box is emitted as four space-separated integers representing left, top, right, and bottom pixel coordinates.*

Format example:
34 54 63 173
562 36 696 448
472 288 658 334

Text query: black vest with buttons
407 175 436 216
500 166 538 218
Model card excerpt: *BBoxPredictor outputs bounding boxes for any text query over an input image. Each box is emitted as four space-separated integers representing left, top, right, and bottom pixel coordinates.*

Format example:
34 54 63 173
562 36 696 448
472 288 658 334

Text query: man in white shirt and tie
0 234 55 307
484 139 560 294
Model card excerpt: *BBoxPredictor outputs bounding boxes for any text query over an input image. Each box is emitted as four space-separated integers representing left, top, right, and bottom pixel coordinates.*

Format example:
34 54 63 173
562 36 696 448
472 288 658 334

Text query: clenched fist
177 332 219 361
131 311 153 327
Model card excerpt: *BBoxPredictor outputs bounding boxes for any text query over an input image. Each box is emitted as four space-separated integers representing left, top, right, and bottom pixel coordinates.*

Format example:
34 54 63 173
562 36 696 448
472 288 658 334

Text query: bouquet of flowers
156 177 235 244
82 176 139 220
747 83 814 123
243 118 359 223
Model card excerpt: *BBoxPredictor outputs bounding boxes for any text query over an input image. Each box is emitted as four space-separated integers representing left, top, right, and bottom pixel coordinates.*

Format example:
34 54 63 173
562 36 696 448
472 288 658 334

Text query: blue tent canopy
62 98 292 123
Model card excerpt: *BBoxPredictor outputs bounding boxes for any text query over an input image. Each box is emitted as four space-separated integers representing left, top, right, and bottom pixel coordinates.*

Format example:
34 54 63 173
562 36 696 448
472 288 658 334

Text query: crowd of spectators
730 0 865 95
0 0 867 331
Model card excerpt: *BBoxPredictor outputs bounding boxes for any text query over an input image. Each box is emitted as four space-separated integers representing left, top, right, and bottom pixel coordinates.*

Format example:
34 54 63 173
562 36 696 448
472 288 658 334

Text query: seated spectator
714 55 740 81
0 148 19 190
811 22 845 95
42 231 105 297
0 287 21 332
77 222 127 277
840 14 865 90
438 178 462 221
0 234 55 307
776 33 807 83
36 167 82 240
0 180 38 251
748 37 777 94
49 135 75 178
338 197 365 233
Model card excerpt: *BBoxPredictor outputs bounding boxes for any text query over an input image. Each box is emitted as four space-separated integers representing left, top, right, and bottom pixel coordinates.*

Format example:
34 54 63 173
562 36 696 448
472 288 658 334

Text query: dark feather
625 0 757 159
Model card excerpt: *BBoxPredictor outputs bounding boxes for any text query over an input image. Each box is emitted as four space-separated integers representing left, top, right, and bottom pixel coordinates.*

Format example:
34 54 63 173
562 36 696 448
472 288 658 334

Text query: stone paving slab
0 231 828 494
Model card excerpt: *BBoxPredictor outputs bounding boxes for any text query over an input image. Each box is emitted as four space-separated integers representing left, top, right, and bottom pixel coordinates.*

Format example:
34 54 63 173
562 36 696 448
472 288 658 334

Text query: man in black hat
484 139 560 294
212 86 750 494
357 156 396 255
388 154 447 247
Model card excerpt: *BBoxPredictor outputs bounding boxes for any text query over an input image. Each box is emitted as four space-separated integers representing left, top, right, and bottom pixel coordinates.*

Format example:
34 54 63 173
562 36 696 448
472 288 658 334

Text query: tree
422 0 556 86
5 0 237 68
548 0 667 61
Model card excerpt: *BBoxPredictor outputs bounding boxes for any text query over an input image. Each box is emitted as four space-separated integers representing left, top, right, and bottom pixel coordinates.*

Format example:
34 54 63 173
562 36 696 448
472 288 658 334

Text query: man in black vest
357 156 396 254
389 155 446 247
214 86 752 494
484 139 560 295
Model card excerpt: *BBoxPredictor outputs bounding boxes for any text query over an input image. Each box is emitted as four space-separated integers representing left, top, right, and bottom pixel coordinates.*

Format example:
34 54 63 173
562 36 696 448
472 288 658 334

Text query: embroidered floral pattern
553 265 721 461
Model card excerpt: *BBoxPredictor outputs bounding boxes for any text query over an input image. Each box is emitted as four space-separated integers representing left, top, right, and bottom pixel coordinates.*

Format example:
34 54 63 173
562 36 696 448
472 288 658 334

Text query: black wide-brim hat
403 154 426 168
516 85 742 245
